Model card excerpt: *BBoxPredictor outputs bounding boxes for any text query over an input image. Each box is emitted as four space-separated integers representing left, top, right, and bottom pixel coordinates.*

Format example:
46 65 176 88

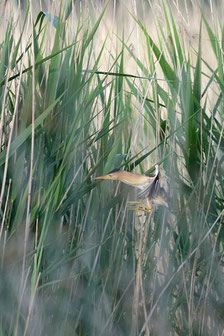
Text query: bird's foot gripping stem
127 201 151 214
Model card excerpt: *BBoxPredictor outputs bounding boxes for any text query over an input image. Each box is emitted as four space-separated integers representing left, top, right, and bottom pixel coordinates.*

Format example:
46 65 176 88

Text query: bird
95 165 169 213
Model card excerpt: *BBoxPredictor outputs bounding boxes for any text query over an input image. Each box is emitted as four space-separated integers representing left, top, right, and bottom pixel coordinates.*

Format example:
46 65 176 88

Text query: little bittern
95 165 169 213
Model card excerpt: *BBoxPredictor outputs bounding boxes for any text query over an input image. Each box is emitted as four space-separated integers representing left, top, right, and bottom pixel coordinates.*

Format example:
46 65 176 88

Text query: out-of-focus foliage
0 1 223 335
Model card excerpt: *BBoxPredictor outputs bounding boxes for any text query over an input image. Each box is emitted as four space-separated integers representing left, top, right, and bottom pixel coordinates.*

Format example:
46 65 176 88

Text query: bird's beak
95 174 111 180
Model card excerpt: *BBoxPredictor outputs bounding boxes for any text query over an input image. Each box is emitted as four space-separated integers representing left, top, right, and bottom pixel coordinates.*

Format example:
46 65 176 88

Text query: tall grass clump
0 0 223 335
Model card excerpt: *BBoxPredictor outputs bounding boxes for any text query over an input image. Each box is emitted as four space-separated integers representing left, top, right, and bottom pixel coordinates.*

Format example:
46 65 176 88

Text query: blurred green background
0 0 223 335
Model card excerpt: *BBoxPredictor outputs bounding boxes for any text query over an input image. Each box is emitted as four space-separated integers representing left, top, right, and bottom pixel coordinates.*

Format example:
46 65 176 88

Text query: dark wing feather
138 174 159 199
138 169 169 205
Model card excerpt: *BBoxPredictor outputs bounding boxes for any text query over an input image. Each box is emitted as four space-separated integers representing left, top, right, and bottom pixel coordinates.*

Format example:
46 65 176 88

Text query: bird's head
95 169 122 181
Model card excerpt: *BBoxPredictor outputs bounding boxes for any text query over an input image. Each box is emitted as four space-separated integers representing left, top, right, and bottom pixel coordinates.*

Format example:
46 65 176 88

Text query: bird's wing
138 174 159 199
138 166 169 203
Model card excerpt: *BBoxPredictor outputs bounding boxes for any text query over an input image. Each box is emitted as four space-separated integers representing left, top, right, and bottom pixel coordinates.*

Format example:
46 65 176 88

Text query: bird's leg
127 201 151 213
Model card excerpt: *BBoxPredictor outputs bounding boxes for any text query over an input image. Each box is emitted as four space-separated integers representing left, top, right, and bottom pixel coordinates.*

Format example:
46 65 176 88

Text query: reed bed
0 0 223 335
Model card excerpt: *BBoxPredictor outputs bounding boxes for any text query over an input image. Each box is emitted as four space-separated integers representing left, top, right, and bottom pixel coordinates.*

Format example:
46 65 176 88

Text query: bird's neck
119 173 152 188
